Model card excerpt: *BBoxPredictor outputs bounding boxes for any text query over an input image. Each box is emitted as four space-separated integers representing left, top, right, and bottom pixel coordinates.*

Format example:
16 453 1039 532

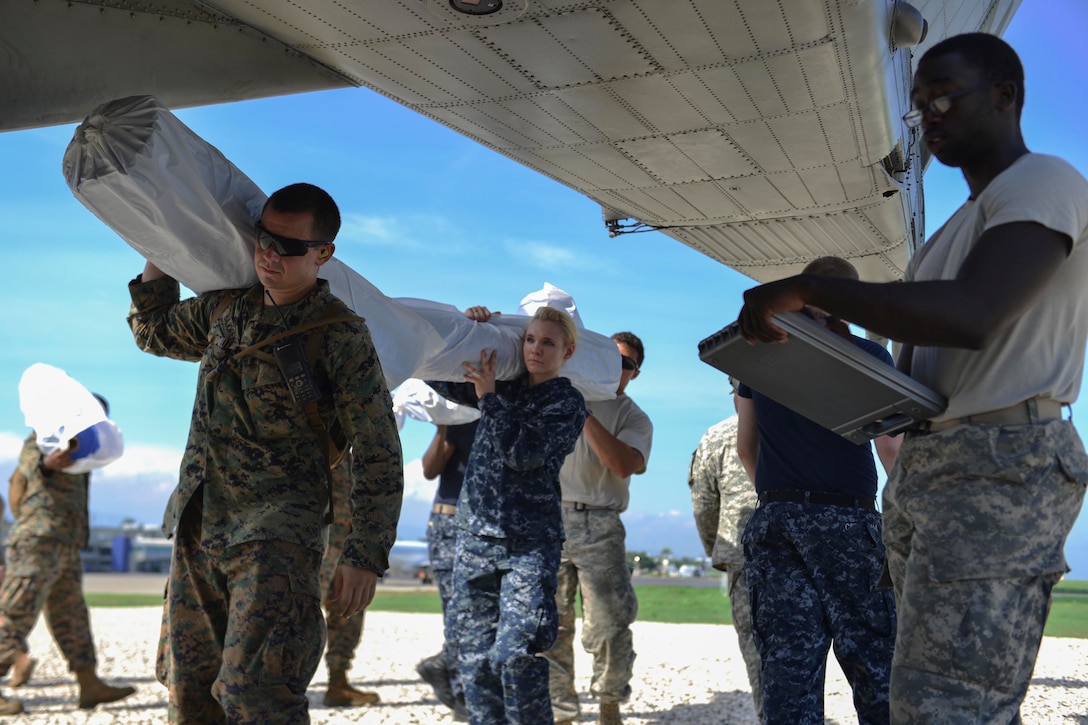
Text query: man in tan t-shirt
543 332 653 725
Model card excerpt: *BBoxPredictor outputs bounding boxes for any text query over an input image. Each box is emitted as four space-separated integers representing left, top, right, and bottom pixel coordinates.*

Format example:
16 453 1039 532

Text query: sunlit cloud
339 214 404 246
402 457 434 503
504 239 606 272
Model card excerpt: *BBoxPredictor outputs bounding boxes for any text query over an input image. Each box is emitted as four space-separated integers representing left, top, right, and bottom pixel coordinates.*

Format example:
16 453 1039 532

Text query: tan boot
599 702 622 725
75 668 136 709
323 669 380 707
0 691 23 715
10 653 35 687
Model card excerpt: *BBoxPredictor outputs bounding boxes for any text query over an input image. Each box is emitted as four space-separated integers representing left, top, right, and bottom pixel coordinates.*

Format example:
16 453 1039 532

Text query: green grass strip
84 582 1088 639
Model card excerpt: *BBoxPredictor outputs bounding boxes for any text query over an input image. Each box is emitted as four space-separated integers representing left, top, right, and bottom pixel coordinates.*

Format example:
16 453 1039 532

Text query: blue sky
1 1 1086 574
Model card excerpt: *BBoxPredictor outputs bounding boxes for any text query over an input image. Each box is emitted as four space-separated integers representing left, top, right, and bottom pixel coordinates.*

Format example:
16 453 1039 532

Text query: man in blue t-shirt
736 256 900 725
416 420 478 720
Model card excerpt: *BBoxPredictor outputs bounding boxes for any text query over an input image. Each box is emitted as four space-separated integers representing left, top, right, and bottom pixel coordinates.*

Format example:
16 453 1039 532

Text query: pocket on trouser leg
256 570 325 690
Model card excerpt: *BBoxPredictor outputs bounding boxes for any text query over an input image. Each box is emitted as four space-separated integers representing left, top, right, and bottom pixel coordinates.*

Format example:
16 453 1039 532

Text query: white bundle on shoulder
391 378 481 431
18 363 124 474
62 95 620 399
62 95 265 293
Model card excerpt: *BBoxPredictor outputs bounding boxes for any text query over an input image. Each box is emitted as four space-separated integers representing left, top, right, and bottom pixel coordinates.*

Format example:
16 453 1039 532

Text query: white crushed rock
4 607 1086 723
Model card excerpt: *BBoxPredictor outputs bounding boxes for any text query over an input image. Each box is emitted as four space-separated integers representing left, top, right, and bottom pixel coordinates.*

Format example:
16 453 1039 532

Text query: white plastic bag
62 95 444 389
517 282 584 328
63 95 265 293
18 363 124 474
397 297 620 401
392 379 481 431
62 96 619 398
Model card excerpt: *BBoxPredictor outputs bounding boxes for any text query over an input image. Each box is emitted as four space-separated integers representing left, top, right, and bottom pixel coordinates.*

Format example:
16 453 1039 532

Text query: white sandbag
397 298 620 402
18 363 124 474
517 282 584 329
62 95 264 293
392 379 481 431
316 259 445 390
61 95 618 398
62 95 443 389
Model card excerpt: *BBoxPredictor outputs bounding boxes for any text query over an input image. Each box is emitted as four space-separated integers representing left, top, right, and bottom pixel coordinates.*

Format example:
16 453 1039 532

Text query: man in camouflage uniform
737 256 900 725
688 403 761 721
317 455 378 708
737 34 1088 723
542 332 652 725
0 419 136 714
129 183 403 724
416 420 479 720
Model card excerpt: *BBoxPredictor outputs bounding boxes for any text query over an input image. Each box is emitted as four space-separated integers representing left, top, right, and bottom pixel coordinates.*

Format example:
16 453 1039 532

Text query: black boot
416 653 456 710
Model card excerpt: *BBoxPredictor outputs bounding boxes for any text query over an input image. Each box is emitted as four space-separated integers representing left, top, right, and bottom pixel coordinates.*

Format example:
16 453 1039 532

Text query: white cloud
515 241 578 269
96 443 183 478
0 431 25 463
402 457 435 503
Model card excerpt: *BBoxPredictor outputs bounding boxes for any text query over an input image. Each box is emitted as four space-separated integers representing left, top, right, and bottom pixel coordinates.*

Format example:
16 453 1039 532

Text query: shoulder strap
206 289 246 345
212 297 367 525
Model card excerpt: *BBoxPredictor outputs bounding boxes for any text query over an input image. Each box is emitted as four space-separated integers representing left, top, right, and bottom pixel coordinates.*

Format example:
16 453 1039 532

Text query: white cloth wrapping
61 95 266 293
18 363 124 474
391 378 481 431
62 94 619 399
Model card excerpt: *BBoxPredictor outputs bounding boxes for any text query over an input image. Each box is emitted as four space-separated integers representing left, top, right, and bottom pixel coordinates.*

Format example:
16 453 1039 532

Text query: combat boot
416 653 456 709
75 668 136 709
324 669 380 706
0 691 23 715
10 654 35 687
599 702 622 725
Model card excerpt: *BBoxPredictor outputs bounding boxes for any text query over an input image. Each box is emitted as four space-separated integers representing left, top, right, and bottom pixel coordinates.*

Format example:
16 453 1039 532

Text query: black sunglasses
621 355 640 372
255 222 328 257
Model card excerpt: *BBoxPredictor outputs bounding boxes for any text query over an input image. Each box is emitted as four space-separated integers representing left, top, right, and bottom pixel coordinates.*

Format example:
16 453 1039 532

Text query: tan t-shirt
905 153 1088 421
558 394 653 512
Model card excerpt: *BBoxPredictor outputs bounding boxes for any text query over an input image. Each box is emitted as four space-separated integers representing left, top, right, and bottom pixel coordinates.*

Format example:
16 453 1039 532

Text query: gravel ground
4 607 1087 723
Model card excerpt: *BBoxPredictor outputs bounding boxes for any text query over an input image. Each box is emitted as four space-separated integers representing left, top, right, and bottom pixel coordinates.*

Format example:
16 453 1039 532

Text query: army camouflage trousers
448 532 560 725
427 509 463 698
319 529 364 674
0 537 95 672
883 420 1088 724
157 518 325 725
543 509 637 721
743 502 895 725
725 563 763 722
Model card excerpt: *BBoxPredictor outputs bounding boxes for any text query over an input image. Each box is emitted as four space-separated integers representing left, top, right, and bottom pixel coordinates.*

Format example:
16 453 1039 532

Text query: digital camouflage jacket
128 276 403 573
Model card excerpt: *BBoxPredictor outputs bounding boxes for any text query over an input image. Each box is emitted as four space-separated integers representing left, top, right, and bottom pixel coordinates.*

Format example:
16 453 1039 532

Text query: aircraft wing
2 0 1021 282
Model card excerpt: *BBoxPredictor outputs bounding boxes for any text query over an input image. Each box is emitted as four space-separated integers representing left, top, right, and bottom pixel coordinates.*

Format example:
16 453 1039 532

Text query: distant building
81 522 173 573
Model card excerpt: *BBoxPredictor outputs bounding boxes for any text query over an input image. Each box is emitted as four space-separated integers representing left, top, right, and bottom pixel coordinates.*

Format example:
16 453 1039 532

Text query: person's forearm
141 260 166 282
583 415 644 477
797 276 999 348
421 426 450 480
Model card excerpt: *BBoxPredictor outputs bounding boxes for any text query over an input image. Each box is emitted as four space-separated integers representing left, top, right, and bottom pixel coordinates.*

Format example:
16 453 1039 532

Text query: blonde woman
429 305 586 724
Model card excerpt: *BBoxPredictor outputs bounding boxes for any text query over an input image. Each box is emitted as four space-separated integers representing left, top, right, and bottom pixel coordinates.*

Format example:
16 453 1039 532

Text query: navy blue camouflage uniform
739 335 896 725
429 377 585 725
426 420 479 704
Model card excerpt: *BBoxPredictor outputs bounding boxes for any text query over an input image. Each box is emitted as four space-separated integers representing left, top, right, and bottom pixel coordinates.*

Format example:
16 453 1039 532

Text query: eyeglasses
621 355 640 372
902 80 1006 129
255 222 328 257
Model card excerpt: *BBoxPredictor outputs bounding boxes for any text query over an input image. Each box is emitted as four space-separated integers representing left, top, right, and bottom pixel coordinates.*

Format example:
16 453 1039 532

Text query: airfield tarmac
10 575 1083 723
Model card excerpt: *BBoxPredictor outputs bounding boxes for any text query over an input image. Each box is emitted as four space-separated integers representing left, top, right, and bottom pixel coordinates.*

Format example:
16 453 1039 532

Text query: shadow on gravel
1032 676 1088 689
626 690 757 723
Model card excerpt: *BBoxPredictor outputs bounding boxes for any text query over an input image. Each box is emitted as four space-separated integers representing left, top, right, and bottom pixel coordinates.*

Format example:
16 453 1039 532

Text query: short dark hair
921 32 1025 114
612 331 645 368
92 393 110 417
264 183 341 242
802 256 859 280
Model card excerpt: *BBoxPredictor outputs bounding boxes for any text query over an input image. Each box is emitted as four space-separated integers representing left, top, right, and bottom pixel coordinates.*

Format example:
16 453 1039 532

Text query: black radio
272 335 322 404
